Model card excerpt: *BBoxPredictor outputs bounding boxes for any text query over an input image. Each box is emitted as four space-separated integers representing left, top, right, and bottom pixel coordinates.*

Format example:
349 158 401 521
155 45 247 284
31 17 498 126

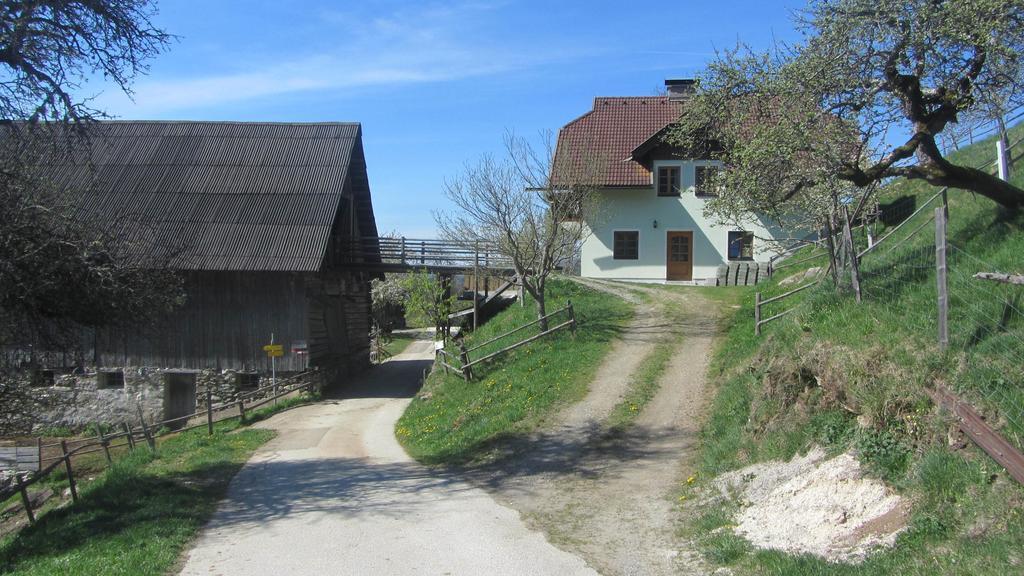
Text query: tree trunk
522 278 549 331
536 296 548 331
906 134 1024 210
909 161 1024 210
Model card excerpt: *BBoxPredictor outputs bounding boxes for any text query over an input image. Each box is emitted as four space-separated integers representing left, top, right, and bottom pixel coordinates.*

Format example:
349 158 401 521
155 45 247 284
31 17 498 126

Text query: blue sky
96 0 803 236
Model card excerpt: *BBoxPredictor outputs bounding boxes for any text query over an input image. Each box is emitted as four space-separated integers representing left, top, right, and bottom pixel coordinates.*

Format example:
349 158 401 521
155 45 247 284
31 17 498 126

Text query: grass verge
683 126 1024 574
606 341 675 430
0 400 308 575
396 277 632 464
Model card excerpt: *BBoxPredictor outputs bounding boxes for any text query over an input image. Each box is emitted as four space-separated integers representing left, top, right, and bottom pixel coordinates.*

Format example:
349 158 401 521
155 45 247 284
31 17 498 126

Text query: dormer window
656 166 681 197
695 165 721 197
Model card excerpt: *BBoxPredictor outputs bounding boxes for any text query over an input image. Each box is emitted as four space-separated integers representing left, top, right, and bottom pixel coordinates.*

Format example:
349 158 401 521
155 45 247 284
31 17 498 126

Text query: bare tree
437 132 603 330
671 0 1024 214
0 0 170 126
0 0 175 434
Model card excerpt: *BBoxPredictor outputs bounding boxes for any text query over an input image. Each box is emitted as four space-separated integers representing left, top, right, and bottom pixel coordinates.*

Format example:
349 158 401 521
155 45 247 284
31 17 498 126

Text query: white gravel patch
716 448 908 563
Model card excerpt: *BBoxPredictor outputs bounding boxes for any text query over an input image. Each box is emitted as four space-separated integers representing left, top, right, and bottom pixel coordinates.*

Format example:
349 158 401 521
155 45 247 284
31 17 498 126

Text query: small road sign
263 344 284 357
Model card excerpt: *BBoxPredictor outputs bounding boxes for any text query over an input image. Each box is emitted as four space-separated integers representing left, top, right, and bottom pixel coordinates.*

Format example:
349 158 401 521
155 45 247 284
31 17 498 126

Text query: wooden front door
666 231 693 281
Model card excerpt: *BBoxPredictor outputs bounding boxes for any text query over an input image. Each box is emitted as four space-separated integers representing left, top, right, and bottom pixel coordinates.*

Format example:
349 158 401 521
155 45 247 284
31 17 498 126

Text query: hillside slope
686 126 1024 574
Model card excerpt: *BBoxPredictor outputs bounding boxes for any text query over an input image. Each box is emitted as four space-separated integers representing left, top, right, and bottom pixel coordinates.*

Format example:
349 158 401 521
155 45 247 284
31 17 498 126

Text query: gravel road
177 338 596 576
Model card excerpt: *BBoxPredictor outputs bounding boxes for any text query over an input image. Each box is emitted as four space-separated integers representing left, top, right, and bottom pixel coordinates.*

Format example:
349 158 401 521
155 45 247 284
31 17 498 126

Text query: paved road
178 338 595 576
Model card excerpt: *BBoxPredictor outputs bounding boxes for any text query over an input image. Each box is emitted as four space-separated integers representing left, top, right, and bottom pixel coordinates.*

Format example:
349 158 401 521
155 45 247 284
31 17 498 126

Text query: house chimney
665 78 696 101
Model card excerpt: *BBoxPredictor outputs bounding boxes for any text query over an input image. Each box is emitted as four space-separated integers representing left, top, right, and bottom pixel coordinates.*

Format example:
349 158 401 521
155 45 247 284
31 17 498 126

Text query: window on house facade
727 231 754 260
613 231 639 260
694 165 721 197
656 166 681 197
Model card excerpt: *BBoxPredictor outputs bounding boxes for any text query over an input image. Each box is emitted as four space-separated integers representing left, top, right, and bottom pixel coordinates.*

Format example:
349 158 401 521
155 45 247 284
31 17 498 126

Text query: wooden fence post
206 389 214 435
17 477 35 524
567 300 577 335
36 437 42 473
997 138 1009 181
842 206 862 303
473 241 480 331
935 207 949 350
437 349 449 376
823 217 840 287
754 292 762 336
237 399 246 423
60 440 78 503
137 407 155 451
458 340 473 382
96 422 112 465
123 422 136 450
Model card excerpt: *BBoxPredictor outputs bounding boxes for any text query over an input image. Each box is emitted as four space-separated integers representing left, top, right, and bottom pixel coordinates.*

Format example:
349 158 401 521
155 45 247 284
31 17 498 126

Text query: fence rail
747 116 1024 486
436 302 577 381
1 371 320 526
337 237 514 270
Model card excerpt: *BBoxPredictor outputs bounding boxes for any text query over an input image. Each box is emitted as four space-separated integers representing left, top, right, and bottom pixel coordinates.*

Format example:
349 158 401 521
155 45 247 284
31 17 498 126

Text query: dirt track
463 280 722 575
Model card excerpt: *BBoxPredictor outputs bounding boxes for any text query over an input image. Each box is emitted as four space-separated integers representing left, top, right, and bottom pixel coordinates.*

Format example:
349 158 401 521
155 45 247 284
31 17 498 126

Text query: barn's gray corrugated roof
36 121 375 272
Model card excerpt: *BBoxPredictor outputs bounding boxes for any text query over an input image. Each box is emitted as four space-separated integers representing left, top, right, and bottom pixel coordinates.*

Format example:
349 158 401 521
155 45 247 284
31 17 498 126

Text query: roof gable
554 96 683 187
33 121 376 272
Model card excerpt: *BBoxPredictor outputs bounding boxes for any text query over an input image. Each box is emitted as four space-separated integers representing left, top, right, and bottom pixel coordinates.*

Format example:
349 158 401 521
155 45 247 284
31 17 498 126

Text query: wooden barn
43 121 381 380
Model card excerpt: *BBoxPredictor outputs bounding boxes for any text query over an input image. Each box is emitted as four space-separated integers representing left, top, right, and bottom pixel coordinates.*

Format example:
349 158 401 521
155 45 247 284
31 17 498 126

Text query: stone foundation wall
34 367 166 432
29 366 323 433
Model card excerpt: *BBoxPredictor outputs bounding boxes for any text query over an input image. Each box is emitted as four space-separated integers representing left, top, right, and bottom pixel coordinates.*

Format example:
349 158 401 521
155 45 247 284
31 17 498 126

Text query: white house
554 80 788 284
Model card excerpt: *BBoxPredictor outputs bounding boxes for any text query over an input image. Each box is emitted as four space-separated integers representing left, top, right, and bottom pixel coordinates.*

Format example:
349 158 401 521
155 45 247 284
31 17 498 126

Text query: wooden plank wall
94 271 311 372
306 270 372 380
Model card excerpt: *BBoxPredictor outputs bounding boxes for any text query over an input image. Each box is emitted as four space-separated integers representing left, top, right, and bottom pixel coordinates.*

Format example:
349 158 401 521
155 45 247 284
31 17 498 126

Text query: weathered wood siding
307 271 372 378
95 271 311 372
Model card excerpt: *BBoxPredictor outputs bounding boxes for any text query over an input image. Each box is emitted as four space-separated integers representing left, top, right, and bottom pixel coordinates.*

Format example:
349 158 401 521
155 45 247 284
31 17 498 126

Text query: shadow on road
324 352 433 400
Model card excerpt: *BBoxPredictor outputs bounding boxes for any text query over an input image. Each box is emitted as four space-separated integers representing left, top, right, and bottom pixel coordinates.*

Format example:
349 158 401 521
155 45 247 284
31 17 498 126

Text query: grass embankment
397 278 632 464
0 397 314 575
686 127 1024 574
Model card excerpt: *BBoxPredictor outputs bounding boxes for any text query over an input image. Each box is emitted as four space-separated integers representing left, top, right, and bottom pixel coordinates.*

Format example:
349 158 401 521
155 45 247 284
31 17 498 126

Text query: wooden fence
0 370 320 526
756 188 951 336
435 302 577 381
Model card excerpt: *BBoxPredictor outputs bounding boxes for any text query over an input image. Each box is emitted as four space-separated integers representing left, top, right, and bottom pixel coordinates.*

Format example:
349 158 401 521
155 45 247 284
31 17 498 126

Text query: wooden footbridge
337 237 514 274
337 236 519 330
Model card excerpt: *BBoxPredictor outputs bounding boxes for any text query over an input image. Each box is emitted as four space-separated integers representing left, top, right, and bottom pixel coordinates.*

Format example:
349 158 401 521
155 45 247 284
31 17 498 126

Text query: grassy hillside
397 278 632 464
687 125 1024 574
0 420 274 575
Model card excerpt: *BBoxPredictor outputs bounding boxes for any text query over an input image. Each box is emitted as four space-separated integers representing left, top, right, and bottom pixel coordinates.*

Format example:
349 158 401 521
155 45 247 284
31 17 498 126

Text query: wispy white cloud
99 1 577 115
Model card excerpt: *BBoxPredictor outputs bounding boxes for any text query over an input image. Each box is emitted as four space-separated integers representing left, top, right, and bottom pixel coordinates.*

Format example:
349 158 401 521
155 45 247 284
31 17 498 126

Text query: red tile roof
554 96 683 187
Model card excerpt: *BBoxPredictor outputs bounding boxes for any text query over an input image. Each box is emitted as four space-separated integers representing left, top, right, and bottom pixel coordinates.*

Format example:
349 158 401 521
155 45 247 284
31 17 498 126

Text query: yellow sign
262 344 284 357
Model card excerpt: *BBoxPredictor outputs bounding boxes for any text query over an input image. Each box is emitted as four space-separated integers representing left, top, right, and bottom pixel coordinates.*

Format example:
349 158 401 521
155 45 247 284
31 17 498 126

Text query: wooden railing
435 302 577 381
1 371 320 525
337 237 514 270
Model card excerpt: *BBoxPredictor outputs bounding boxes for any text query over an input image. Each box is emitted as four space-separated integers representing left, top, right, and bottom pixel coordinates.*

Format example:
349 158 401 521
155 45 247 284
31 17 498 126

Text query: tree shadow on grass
0 459 244 573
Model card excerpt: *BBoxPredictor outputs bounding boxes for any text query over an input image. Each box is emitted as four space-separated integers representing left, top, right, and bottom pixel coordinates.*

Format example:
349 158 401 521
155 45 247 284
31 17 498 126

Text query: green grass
0 404 300 575
384 332 417 358
0 420 273 575
686 124 1024 574
606 341 675 430
396 277 632 464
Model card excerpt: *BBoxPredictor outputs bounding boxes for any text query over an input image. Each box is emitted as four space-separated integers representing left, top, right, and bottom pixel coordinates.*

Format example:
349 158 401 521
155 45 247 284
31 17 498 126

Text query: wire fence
757 113 1024 465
